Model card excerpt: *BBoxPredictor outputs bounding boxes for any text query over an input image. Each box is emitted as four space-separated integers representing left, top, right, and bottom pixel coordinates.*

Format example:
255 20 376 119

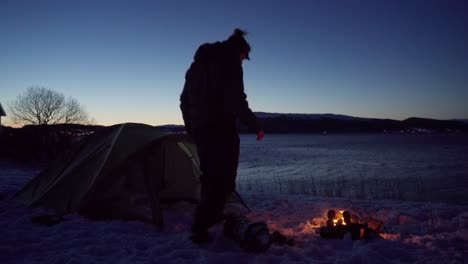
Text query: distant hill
0 123 106 161
245 113 468 134
451 119 468 124
159 113 468 134
254 112 367 121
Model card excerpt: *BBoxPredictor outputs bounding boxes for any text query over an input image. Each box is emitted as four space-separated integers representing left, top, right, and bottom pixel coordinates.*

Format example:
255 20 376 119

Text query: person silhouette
180 28 264 243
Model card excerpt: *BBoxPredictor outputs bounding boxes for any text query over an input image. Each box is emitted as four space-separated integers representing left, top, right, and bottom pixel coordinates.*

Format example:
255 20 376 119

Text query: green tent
13 123 201 225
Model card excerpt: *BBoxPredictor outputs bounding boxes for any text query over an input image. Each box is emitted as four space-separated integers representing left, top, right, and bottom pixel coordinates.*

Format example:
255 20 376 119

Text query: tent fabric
13 123 201 223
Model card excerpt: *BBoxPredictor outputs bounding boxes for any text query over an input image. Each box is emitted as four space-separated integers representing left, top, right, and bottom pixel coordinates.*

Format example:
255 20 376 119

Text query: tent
13 123 202 225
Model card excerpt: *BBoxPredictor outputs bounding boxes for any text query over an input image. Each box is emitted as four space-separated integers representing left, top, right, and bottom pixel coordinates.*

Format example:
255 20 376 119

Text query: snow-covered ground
1 161 467 263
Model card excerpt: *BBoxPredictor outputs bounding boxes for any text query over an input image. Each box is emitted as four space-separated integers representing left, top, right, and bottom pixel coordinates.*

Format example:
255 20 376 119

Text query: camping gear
13 123 202 226
224 214 273 253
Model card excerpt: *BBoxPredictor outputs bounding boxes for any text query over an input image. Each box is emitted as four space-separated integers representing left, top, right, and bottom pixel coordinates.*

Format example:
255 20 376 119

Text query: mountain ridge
160 112 468 133
242 112 468 133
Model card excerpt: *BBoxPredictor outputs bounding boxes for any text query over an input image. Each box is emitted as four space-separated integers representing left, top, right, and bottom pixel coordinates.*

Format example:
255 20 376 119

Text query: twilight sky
1 0 467 126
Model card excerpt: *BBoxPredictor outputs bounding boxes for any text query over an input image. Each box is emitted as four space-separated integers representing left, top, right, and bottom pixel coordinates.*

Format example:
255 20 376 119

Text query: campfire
328 210 348 227
319 209 384 240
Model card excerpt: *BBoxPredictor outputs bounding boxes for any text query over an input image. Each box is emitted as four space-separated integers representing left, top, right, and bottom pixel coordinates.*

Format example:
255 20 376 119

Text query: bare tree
63 97 89 124
8 87 91 125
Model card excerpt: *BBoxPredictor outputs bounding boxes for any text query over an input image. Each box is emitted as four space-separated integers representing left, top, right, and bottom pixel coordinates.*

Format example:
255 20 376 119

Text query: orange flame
331 210 347 226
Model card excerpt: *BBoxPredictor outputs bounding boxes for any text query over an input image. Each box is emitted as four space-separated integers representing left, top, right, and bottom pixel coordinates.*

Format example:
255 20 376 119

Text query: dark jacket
180 41 258 135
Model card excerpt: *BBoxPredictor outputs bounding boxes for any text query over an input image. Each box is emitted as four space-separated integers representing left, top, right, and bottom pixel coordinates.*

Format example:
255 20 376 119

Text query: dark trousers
191 129 240 232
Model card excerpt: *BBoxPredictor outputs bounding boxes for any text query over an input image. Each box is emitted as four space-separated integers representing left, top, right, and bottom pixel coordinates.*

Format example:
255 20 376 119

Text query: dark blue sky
1 0 467 125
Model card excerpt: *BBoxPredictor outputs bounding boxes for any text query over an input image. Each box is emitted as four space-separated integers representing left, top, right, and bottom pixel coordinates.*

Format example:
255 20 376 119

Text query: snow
237 134 468 205
1 161 467 263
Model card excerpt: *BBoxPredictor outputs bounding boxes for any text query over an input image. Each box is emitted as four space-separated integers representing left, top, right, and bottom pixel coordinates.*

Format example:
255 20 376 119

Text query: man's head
227 28 251 61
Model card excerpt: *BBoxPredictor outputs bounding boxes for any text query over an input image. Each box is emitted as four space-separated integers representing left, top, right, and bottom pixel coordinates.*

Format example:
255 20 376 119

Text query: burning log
319 209 384 240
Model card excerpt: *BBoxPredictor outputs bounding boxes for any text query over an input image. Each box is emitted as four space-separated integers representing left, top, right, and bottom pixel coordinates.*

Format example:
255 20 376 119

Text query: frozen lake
237 134 468 205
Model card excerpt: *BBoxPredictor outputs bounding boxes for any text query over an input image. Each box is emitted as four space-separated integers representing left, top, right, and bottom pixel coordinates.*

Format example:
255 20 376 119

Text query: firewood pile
318 209 384 240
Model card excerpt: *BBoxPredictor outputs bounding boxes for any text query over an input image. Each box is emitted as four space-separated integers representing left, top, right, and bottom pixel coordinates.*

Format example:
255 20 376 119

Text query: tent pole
233 190 251 213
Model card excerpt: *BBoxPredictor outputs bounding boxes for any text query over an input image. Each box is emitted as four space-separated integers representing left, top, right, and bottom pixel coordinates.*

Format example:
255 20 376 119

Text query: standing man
180 28 264 243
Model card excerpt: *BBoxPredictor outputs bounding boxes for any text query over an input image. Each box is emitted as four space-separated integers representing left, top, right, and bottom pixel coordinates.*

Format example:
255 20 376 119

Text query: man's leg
191 135 239 242
223 135 240 195
191 141 225 242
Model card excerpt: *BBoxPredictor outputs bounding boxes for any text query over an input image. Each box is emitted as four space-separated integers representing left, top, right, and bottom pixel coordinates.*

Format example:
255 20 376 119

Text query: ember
327 210 349 227
319 209 384 240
